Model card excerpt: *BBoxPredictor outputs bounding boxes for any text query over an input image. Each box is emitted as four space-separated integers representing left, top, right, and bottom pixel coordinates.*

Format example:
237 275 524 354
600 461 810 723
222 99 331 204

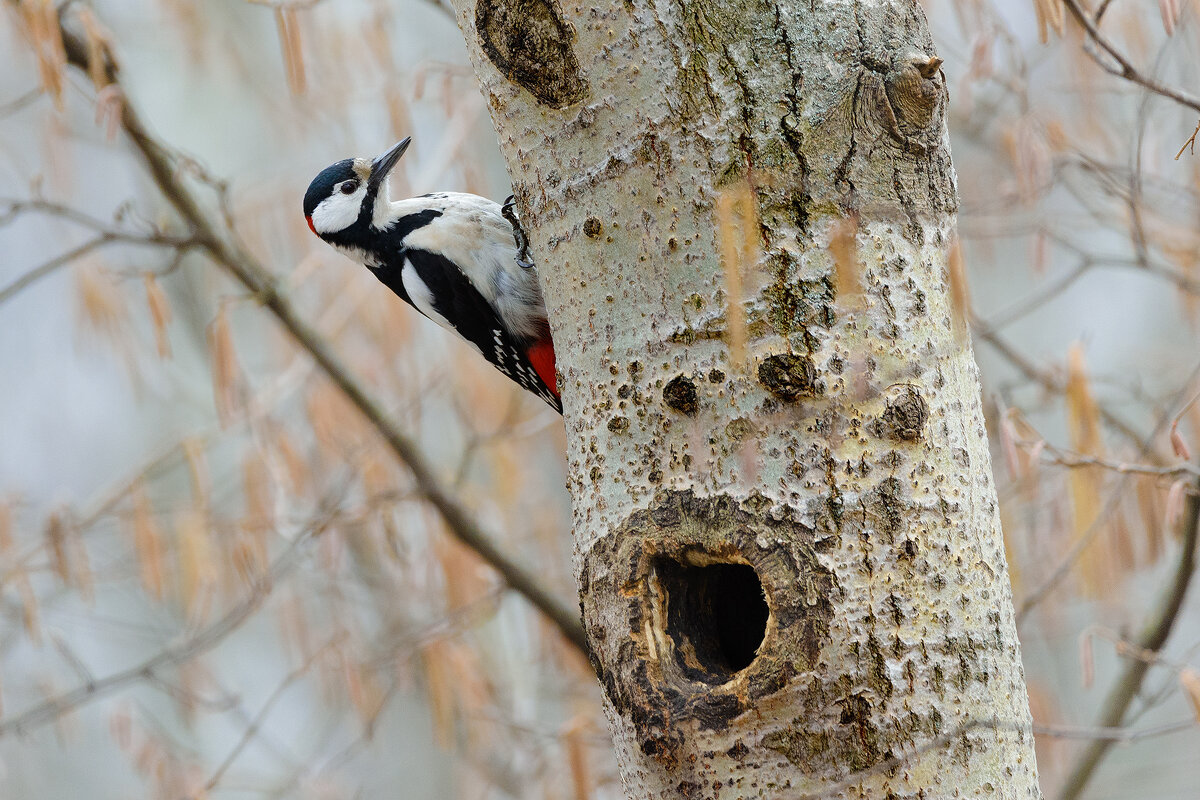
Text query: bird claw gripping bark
502 195 535 269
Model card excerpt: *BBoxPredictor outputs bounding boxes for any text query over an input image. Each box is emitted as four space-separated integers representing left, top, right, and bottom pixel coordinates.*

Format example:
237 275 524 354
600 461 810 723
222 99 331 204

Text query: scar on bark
854 51 946 154
758 353 818 401
475 0 587 108
878 385 928 442
663 375 699 415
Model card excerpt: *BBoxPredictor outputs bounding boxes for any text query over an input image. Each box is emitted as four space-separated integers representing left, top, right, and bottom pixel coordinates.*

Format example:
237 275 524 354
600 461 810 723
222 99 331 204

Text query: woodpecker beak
368 137 411 193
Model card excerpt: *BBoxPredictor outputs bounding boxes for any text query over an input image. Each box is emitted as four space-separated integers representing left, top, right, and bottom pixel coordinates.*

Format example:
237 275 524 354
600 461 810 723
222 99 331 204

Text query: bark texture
449 0 1042 796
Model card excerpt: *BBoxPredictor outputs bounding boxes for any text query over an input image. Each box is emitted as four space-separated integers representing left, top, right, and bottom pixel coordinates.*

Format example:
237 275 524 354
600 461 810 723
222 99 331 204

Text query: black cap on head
303 159 356 218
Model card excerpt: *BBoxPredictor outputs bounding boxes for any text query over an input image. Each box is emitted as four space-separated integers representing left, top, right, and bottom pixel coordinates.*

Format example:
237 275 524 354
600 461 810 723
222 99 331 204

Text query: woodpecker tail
525 338 560 406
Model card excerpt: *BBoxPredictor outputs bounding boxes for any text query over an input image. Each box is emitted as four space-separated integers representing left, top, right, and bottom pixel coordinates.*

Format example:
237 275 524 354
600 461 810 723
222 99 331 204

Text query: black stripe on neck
323 208 443 254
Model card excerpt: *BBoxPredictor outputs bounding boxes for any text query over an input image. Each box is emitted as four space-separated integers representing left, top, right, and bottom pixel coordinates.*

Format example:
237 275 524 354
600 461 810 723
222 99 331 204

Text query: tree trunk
449 0 1042 796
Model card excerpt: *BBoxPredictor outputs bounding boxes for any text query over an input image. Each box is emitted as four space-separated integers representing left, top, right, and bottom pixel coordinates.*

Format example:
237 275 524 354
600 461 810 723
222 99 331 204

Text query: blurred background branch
22 0 586 655
1058 472 1200 800
2 0 1200 797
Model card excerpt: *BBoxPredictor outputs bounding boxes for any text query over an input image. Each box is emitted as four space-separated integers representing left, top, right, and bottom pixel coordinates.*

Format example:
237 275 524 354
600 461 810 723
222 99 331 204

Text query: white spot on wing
401 261 485 358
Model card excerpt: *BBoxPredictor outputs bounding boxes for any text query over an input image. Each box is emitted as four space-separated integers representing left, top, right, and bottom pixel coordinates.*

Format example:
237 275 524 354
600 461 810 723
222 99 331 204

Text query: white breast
311 187 367 234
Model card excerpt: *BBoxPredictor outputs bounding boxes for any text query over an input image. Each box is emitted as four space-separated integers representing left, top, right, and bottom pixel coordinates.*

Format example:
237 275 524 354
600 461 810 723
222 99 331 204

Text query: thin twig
0 197 177 237
0 87 43 118
0 507 329 738
1061 0 1200 115
0 232 195 307
1033 719 1195 741
196 636 340 797
974 324 1155 459
1057 473 1200 800
1174 120 1200 160
973 259 1093 334
1039 448 1199 479
143 673 240 713
1082 625 1195 675
1093 0 1116 24
1016 362 1200 621
0 237 106 306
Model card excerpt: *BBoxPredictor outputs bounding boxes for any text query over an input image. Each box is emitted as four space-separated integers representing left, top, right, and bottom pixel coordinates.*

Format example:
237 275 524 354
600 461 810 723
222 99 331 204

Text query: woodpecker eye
340 180 359 195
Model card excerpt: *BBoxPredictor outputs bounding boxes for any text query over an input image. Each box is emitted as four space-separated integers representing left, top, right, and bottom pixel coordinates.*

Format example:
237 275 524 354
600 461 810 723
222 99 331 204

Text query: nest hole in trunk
653 558 769 684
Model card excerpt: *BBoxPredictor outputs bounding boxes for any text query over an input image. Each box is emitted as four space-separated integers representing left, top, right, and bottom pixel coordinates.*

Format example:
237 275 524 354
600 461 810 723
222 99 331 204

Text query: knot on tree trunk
475 0 587 108
854 52 947 155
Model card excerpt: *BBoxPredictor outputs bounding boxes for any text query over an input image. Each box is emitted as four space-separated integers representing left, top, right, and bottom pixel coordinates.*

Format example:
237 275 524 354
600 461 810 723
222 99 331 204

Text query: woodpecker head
303 137 411 239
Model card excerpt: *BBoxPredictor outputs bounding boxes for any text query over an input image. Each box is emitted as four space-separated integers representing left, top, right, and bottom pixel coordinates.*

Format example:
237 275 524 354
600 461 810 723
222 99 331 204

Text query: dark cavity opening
655 559 768 683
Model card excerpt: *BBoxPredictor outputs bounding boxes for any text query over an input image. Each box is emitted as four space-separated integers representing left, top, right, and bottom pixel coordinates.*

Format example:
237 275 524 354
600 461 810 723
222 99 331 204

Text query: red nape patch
306 215 317 236
526 339 560 400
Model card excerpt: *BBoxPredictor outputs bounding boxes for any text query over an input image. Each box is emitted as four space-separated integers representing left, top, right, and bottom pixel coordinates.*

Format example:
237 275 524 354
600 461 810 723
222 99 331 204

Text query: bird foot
501 194 534 269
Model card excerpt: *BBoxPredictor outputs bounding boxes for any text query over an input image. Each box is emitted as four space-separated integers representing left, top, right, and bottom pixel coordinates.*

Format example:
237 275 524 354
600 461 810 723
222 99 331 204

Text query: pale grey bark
448 0 1042 797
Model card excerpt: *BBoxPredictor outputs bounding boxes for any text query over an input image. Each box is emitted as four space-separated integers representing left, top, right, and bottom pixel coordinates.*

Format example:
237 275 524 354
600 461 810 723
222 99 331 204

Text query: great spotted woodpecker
302 138 560 412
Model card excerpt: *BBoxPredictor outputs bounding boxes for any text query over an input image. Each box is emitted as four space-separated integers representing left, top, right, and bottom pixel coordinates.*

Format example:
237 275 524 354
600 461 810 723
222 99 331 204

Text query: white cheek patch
311 189 366 234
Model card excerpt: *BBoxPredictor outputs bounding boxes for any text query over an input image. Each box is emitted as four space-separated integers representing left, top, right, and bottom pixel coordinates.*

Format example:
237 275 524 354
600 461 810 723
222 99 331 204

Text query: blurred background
0 0 1198 797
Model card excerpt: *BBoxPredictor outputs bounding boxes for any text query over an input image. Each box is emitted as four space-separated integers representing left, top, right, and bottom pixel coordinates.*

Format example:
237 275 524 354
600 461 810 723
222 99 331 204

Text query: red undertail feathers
525 338 559 401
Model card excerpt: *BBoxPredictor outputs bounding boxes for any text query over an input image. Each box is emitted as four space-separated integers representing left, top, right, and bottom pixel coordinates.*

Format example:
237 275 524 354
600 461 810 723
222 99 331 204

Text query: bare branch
0 232 195 307
1015 362 1200 622
972 259 1092 335
0 87 44 118
1033 719 1195 741
1061 0 1200 114
974 324 1157 459
0 506 330 739
0 197 177 238
0 237 107 306
1081 625 1196 675
1039 448 1199 480
1175 120 1200 160
32 3 587 656
0 197 197 305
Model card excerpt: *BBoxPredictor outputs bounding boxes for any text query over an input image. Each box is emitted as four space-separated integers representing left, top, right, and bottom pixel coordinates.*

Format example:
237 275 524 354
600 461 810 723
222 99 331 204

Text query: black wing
401 248 561 412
